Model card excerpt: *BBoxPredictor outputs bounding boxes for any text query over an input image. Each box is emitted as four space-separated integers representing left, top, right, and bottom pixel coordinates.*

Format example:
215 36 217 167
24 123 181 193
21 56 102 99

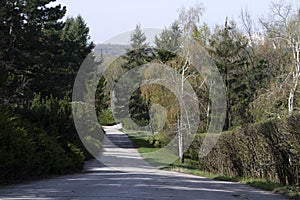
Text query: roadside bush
98 109 116 126
0 109 34 180
0 106 83 184
19 94 92 160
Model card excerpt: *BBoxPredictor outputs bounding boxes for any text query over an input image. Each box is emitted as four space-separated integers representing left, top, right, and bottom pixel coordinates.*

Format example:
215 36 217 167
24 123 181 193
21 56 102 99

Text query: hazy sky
54 0 275 44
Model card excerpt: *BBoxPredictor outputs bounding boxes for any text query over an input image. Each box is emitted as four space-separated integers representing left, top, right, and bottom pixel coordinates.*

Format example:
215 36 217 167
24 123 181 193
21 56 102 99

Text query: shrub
98 109 116 126
0 106 82 184
185 113 300 185
19 94 92 160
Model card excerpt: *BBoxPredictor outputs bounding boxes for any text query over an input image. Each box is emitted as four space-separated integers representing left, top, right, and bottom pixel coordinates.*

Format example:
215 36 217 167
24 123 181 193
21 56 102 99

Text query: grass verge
167 164 300 199
123 129 178 167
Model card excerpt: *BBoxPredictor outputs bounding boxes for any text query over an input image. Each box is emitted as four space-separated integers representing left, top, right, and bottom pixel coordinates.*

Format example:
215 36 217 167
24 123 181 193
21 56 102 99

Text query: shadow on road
0 125 287 200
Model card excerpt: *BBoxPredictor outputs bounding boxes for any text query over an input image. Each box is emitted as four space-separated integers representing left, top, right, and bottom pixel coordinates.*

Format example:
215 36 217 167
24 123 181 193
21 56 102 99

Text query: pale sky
54 0 276 44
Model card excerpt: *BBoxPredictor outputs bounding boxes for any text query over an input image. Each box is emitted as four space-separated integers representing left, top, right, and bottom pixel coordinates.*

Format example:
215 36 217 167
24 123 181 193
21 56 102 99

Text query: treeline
116 2 299 132
107 1 300 183
0 0 102 184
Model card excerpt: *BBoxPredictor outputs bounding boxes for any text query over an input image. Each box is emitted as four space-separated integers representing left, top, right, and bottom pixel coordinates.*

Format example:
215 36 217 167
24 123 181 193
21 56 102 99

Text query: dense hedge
0 94 97 184
0 106 84 184
186 113 300 185
20 94 93 160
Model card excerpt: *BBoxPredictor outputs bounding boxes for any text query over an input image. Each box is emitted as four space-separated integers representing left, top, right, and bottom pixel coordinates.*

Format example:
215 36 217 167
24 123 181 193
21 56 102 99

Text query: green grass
166 164 300 199
164 164 218 179
123 129 300 199
163 160 239 181
123 129 158 152
123 129 178 167
239 178 281 191
240 179 300 199
274 185 300 199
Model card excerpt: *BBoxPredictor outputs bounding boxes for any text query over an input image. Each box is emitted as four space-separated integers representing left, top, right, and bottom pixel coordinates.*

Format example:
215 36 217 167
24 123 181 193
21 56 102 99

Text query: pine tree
130 24 148 49
208 19 250 130
155 21 182 52
55 15 94 98
154 21 182 62
0 0 67 103
114 24 153 127
0 1 94 101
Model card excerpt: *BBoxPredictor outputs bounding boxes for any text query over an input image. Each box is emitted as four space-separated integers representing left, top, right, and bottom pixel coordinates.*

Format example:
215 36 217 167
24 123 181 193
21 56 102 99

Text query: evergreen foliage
0 106 84 184
0 0 103 183
1 0 300 188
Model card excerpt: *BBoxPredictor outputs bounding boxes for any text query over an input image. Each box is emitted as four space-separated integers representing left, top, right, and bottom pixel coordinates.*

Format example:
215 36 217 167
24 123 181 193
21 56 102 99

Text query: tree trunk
178 117 184 163
288 44 300 115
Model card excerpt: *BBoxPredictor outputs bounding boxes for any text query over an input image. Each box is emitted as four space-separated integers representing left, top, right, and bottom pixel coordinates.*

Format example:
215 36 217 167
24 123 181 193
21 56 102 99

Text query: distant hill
94 43 131 57
103 28 162 46
94 29 162 58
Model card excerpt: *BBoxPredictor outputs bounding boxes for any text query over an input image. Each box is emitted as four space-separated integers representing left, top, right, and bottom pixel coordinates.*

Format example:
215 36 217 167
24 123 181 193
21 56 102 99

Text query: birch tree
176 4 204 163
260 1 300 115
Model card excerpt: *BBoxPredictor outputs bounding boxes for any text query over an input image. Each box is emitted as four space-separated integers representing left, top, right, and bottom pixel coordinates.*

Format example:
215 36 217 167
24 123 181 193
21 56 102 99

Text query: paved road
0 125 286 200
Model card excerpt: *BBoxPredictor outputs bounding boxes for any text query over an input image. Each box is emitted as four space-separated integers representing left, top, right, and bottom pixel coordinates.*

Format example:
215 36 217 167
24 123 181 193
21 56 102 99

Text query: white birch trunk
288 41 300 115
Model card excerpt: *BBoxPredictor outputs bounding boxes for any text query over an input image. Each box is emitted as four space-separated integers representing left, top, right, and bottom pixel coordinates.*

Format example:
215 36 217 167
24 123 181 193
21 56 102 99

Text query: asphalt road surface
0 125 286 200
